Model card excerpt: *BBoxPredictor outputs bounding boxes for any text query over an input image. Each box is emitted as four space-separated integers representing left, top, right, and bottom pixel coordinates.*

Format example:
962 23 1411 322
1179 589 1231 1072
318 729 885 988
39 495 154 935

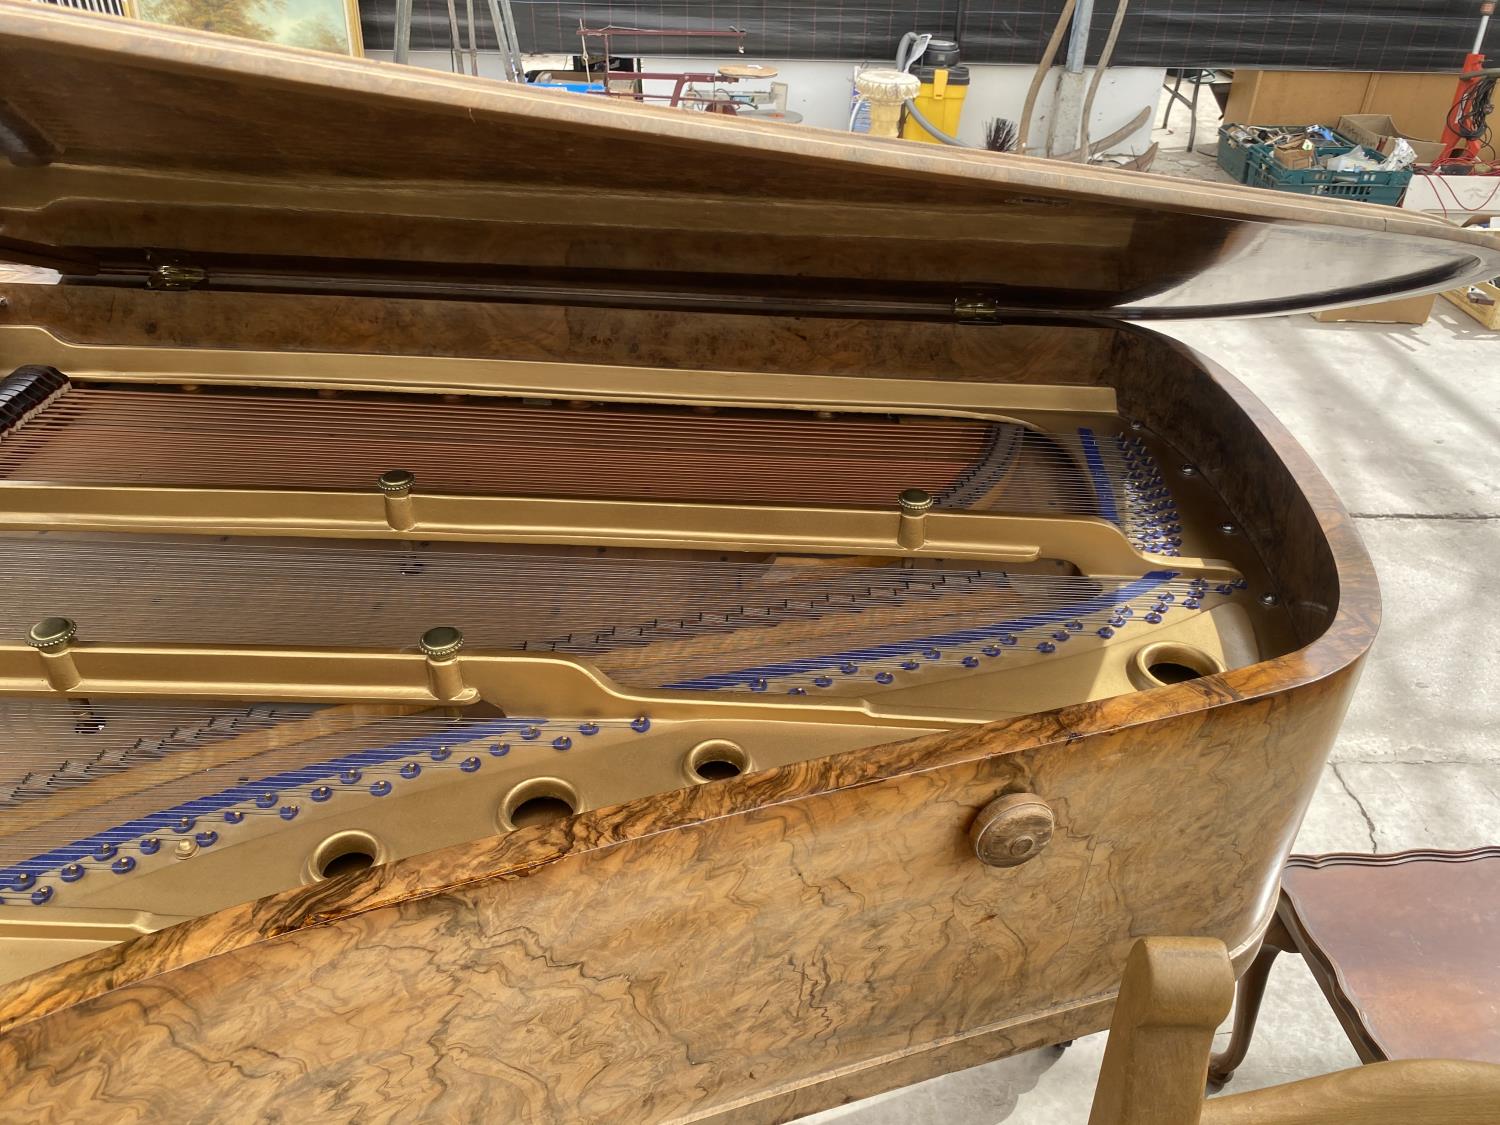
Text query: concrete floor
799 90 1500 1125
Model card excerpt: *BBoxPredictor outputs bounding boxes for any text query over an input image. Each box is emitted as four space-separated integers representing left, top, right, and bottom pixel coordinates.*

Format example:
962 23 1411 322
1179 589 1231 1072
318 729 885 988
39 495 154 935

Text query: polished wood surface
0 286 1119 384
1207 1061 1500 1125
1286 849 1500 1064
0 2 1463 242
1214 849 1500 1084
1107 329 1351 647
0 137 1381 1121
1090 938 1500 1125
1 2 1498 322
0 676 1359 1122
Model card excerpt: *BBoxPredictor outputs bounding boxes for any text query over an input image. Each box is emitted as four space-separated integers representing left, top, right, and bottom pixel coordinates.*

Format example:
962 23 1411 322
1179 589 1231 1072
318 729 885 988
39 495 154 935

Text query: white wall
367 48 513 78
641 57 1161 154
367 49 1163 157
967 65 1162 154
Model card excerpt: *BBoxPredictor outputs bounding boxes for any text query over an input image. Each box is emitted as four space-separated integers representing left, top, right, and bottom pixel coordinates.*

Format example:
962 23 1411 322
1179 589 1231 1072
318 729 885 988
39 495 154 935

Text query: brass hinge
147 263 207 291
954 296 1001 322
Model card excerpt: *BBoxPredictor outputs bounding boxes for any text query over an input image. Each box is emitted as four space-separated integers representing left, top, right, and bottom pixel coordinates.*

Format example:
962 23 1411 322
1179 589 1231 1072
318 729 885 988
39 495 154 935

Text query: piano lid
0 3 1498 322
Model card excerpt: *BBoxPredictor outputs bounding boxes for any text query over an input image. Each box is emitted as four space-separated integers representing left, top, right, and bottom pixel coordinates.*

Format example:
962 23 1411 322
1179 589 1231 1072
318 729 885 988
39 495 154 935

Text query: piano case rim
0 326 1378 1122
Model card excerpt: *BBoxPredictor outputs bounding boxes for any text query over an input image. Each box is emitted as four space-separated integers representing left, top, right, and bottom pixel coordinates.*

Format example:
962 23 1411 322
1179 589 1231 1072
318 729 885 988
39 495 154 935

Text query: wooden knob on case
970 792 1054 867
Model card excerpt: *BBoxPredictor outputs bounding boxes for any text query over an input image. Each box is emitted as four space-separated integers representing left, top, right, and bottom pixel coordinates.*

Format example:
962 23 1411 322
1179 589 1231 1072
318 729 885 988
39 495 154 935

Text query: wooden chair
1087 937 1500 1125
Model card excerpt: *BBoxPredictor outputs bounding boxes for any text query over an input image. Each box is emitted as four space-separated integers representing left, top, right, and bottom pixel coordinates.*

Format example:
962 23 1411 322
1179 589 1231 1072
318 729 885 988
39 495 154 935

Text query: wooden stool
1089 937 1500 1125
1210 847 1500 1086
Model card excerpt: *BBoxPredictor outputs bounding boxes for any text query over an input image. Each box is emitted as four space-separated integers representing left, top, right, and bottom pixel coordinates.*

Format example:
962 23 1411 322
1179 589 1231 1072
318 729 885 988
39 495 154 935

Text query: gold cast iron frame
0 328 1236 719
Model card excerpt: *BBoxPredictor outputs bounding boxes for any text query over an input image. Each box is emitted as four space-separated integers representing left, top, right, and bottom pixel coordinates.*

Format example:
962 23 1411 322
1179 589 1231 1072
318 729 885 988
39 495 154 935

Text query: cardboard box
1273 141 1314 170
1337 114 1445 165
1227 71 1455 138
1403 173 1500 217
1311 293 1436 325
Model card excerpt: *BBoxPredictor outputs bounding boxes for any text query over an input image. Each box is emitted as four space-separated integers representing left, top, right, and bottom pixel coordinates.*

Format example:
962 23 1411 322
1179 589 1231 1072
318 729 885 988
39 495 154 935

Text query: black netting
360 1 1500 72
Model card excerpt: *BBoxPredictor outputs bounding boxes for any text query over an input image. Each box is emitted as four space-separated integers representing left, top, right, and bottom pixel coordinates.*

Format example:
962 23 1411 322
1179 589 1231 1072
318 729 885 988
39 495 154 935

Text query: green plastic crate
1216 124 1353 184
1246 145 1412 205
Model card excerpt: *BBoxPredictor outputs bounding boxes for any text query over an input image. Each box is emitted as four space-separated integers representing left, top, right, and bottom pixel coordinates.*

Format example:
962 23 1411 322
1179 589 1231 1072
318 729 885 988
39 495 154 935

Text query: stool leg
1161 71 1182 129
1187 78 1201 151
1207 911 1292 1088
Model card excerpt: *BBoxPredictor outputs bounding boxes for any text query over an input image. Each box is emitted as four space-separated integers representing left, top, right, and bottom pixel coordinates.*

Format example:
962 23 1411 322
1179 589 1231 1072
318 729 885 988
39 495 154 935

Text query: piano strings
0 368 1182 554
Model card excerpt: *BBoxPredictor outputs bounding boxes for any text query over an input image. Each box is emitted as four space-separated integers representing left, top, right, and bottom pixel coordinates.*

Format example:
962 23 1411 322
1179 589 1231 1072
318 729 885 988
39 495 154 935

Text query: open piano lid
1 3 1498 322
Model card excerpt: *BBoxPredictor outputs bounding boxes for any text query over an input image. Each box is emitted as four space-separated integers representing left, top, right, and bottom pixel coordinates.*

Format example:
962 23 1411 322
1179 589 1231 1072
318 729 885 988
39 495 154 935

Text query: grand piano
0 4 1495 1119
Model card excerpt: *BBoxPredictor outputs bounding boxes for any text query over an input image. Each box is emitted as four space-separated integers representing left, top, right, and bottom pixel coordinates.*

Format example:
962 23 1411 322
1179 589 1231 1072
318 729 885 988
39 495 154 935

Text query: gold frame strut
0 326 1116 420
0 634 997 729
0 482 1235 578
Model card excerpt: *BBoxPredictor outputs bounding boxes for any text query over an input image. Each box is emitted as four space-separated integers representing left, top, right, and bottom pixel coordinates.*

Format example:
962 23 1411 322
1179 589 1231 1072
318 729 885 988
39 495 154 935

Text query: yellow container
901 66 970 144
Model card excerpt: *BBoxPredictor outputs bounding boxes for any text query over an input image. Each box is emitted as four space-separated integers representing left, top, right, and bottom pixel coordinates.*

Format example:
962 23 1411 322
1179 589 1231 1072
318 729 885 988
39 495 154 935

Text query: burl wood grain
0 676 1359 1123
1108 327 1357 647
0 316 1378 1120
0 285 1117 386
2 0 1494 292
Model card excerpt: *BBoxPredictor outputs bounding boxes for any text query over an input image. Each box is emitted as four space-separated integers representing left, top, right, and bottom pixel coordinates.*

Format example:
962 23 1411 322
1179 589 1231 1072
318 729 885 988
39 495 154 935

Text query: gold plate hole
309 829 386 883
500 777 581 831
1129 642 1225 690
685 739 750 784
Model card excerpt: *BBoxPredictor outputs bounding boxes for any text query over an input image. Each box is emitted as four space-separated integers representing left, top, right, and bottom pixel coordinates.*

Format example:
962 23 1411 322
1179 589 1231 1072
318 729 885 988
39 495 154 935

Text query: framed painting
128 0 364 56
